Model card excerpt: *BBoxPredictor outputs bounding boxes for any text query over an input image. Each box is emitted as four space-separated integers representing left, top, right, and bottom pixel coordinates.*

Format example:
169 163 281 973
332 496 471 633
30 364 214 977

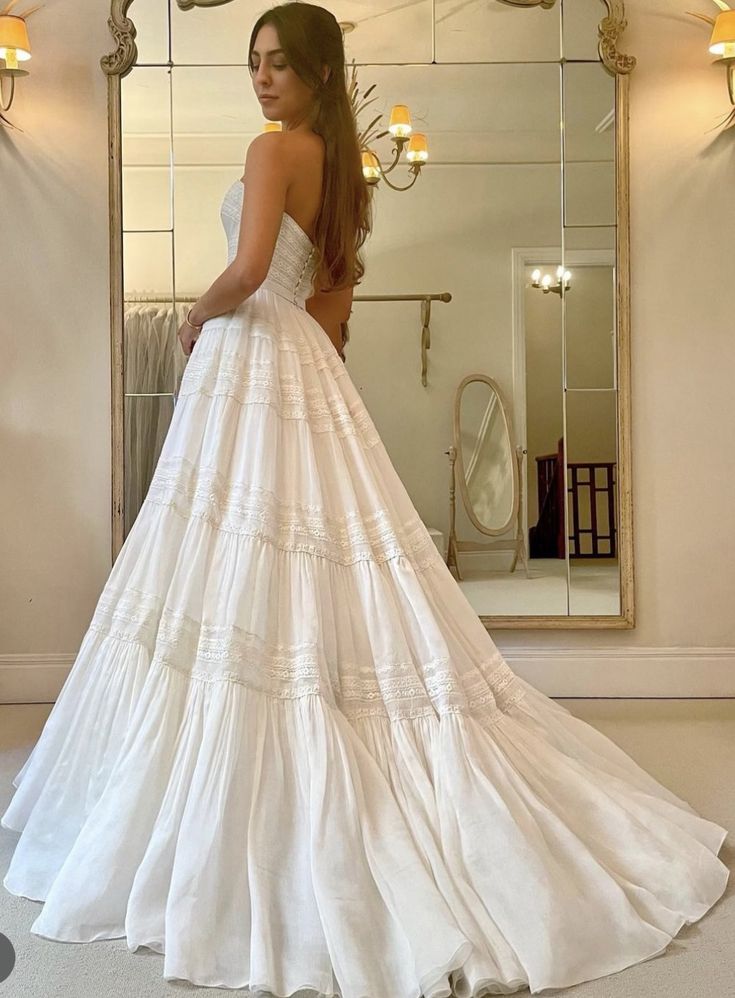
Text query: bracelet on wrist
186 306 203 331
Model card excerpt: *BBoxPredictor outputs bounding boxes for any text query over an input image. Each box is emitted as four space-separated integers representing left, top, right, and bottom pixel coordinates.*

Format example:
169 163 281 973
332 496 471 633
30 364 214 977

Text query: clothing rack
123 292 452 304
123 290 453 386
124 294 198 303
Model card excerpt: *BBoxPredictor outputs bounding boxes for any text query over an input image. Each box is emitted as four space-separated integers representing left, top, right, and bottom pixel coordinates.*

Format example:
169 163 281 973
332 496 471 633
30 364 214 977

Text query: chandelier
531 266 572 296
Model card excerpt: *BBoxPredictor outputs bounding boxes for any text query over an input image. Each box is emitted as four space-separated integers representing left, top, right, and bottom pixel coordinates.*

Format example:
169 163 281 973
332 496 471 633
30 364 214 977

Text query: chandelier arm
377 142 403 176
377 168 422 192
0 74 15 112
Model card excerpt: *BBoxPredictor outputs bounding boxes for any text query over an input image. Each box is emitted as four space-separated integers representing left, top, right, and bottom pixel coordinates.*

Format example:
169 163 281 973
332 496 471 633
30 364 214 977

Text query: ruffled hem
2 626 729 997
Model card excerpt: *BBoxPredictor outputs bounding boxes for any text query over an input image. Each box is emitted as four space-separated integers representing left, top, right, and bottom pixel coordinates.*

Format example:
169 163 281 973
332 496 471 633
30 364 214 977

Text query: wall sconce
0 2 40 130
340 21 430 193
353 93 431 192
688 0 735 127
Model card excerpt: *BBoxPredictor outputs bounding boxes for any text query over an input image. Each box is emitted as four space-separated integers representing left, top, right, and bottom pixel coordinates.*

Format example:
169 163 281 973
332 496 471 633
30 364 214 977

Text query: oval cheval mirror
447 375 528 581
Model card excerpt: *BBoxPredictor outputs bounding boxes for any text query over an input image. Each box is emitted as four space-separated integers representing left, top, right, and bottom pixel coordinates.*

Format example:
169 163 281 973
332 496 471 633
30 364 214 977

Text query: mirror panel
122 230 177 533
563 63 616 228
131 0 169 66
121 59 179 541
563 260 616 390
121 67 173 231
522 263 567 615
122 231 173 328
562 0 603 61
565 389 620 615
563 225 615 251
171 1 250 65
435 0 561 63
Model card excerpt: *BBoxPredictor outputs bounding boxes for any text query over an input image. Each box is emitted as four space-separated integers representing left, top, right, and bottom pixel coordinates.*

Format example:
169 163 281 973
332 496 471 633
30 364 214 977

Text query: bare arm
305 284 354 358
186 262 260 330
188 132 292 328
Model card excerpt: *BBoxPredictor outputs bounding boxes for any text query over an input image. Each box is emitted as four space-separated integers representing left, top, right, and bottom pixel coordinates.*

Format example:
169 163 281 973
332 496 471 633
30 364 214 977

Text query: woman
177 7 363 364
2 3 729 996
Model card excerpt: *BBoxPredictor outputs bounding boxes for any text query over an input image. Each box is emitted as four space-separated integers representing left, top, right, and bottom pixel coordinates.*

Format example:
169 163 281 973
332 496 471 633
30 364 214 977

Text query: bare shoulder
282 130 325 187
243 130 323 186
242 129 287 171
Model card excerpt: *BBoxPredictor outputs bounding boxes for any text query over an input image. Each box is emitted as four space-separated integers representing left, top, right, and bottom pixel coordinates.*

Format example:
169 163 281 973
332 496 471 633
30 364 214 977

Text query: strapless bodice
220 180 318 309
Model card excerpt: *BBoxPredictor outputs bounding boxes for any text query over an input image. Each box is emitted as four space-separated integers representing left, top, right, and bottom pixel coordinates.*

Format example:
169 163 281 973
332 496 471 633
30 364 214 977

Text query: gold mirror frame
101 0 636 629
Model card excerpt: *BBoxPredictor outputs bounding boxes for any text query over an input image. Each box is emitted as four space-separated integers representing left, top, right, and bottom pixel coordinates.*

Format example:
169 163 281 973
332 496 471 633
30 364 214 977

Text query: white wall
0 0 112 661
1 0 733 699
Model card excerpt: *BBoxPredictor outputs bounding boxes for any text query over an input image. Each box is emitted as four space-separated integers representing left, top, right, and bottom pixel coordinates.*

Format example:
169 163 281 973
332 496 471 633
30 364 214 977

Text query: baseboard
0 654 77 703
497 646 735 698
0 647 733 703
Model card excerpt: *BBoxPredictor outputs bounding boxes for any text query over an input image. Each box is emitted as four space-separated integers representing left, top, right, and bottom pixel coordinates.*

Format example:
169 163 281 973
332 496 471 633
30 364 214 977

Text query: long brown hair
247 2 372 294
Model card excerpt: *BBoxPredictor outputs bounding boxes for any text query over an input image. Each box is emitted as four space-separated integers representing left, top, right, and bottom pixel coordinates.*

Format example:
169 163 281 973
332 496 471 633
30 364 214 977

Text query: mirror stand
445 444 530 582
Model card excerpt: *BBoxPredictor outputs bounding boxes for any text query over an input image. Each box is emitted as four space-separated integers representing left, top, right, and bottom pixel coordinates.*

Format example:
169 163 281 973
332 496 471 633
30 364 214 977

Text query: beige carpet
1 697 733 998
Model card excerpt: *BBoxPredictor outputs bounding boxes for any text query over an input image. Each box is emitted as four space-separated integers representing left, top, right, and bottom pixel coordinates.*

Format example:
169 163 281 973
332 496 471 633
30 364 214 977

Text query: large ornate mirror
102 0 635 629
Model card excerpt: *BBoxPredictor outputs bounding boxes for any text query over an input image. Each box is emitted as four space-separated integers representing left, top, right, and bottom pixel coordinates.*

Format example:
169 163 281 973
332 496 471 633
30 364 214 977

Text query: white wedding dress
2 178 729 997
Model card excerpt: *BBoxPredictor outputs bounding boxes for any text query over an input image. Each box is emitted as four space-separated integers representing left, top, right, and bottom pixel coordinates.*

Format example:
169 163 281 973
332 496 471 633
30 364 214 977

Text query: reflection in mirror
565 389 620 615
171 66 255 298
564 259 615 390
122 66 182 533
562 0 604 60
448 376 531 616
110 0 635 626
459 380 515 533
171 0 433 64
518 260 568 615
563 63 616 227
121 67 172 232
122 228 182 535
435 0 561 63
131 0 169 66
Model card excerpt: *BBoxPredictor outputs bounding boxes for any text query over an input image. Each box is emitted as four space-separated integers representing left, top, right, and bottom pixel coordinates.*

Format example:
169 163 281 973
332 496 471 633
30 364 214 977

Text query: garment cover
2 179 729 997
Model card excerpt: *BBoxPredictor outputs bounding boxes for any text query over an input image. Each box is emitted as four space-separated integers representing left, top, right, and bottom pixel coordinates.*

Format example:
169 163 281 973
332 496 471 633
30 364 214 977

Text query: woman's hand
177 309 204 357
177 319 199 357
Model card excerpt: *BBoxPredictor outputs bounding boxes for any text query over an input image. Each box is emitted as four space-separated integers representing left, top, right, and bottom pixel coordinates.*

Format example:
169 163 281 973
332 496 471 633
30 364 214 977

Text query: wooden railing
530 437 617 558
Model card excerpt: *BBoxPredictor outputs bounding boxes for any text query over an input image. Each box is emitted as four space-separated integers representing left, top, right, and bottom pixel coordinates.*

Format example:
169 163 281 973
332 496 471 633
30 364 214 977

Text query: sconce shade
262 121 281 132
361 150 381 180
709 10 735 57
388 104 411 137
406 132 428 162
0 15 31 61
